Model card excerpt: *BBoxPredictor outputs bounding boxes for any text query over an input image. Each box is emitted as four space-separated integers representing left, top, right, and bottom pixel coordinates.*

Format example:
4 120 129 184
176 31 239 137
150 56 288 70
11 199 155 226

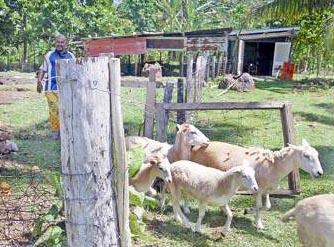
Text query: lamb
129 152 172 196
281 194 334 247
168 159 258 235
184 139 323 229
126 124 209 206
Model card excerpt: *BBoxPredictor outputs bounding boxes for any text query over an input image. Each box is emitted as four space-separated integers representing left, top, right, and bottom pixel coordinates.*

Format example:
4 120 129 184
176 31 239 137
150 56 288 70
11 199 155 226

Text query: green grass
1 73 334 246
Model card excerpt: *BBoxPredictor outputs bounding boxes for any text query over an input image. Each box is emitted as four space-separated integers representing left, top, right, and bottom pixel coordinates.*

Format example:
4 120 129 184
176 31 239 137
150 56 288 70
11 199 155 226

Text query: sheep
167 123 210 162
168 159 258 235
282 194 334 247
125 136 172 158
126 124 210 208
125 123 210 161
129 152 172 196
181 139 323 229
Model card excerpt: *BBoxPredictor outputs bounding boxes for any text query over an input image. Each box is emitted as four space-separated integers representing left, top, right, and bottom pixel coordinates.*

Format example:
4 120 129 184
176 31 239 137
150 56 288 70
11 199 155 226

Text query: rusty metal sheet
84 37 147 56
186 37 225 51
147 37 186 51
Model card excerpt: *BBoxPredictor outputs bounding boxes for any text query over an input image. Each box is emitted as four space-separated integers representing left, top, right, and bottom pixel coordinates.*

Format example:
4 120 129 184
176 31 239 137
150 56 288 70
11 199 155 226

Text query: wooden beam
156 102 286 111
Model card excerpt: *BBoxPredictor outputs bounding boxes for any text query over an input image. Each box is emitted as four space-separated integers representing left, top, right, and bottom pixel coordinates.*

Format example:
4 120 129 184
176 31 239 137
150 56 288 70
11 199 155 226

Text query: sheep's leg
195 203 207 233
158 184 166 211
170 188 190 228
255 192 264 229
264 193 271 210
183 198 191 215
221 204 233 235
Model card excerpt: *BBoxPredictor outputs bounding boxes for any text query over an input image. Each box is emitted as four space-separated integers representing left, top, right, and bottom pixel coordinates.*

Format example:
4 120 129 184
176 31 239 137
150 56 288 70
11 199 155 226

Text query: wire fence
0 162 61 246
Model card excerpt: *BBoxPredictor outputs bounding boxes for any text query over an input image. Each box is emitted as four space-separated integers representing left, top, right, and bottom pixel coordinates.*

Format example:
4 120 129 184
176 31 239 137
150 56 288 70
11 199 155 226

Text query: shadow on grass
255 80 293 94
315 102 334 112
145 216 215 247
316 145 334 173
149 204 286 246
294 111 334 126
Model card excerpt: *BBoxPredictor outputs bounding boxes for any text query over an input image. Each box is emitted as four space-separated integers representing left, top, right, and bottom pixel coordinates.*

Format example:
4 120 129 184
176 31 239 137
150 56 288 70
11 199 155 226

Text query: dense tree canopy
0 0 333 73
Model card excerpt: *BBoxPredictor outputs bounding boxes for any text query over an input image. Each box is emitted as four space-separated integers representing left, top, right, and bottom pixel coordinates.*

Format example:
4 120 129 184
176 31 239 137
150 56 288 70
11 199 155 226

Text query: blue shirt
39 49 75 92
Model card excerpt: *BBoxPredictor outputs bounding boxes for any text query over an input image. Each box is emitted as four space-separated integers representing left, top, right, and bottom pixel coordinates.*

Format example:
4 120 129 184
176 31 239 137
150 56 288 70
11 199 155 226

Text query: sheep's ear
149 158 158 165
302 139 310 147
176 124 181 131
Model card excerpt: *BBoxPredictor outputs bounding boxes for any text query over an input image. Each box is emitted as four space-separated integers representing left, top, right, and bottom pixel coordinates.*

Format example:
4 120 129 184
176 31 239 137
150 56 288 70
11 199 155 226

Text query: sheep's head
176 123 209 148
148 153 172 184
288 139 323 178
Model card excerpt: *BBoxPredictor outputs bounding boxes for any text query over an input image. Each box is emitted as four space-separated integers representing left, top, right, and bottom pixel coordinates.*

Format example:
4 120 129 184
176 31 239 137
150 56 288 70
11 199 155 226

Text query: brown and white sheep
282 194 334 247
168 159 258 235
125 123 210 161
177 139 324 229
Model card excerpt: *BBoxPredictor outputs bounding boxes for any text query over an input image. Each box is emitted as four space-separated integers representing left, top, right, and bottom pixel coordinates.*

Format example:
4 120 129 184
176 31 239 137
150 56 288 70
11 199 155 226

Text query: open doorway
243 42 275 76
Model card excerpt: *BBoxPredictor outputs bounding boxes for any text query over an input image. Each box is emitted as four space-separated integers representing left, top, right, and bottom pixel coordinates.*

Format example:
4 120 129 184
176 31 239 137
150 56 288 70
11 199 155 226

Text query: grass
1 73 334 246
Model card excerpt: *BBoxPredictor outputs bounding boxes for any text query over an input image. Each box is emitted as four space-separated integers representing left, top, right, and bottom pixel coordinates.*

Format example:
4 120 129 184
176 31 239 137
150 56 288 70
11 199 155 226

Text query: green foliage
127 146 146 178
254 0 334 72
32 172 66 246
119 0 158 32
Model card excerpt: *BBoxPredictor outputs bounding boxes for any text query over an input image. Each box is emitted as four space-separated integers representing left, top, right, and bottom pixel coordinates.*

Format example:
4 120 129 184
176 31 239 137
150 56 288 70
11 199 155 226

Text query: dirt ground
0 72 37 104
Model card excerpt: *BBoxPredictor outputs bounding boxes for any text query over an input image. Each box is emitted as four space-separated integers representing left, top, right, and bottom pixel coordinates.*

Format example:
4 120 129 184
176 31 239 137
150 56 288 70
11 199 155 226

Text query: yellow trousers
45 92 60 132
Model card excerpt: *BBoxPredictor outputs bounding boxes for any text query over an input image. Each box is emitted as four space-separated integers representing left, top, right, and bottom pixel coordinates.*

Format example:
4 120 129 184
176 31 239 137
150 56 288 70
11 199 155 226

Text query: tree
251 1 334 75
255 0 334 52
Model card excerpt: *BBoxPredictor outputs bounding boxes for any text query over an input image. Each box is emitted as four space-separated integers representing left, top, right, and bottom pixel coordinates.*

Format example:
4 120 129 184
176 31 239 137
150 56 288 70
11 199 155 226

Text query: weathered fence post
157 82 174 142
177 78 185 124
280 103 300 193
109 58 131 247
58 57 119 247
211 55 216 78
144 68 157 138
185 54 194 122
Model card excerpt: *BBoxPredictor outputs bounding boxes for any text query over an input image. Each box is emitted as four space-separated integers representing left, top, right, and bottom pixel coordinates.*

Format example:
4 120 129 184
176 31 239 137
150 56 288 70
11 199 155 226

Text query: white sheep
168 159 258 235
186 139 323 229
282 194 334 247
129 152 172 196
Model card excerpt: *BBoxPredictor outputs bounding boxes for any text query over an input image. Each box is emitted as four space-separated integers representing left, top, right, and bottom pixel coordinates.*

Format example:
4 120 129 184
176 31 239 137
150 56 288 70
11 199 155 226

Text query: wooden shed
79 26 299 77
228 27 300 76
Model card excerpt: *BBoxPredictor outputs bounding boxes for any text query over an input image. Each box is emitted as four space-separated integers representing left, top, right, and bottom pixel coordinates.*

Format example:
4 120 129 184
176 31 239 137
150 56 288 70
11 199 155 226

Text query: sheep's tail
281 207 296 222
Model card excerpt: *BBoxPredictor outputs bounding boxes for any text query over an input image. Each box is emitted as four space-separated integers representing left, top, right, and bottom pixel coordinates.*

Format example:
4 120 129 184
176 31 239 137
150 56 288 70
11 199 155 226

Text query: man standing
37 34 75 140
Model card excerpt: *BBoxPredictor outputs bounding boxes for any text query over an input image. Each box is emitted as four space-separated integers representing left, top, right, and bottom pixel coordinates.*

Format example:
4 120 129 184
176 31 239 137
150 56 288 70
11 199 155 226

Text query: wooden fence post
281 103 300 193
185 54 194 122
109 58 131 247
58 57 119 247
156 82 174 142
177 78 185 124
211 56 216 78
144 68 157 138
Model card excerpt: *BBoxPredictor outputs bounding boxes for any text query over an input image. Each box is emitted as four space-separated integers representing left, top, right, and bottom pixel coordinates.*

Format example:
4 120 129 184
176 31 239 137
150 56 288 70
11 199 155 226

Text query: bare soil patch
0 72 37 105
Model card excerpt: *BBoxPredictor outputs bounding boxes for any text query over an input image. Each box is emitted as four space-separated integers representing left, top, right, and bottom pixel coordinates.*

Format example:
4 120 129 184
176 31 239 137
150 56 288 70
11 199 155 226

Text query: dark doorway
243 42 275 76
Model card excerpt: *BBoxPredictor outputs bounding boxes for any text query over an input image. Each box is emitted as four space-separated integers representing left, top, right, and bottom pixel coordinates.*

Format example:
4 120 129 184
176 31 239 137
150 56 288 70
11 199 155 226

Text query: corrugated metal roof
230 27 300 36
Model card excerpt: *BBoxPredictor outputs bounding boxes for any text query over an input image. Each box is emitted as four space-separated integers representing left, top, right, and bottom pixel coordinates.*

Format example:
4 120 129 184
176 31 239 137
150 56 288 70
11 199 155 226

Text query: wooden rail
155 101 300 194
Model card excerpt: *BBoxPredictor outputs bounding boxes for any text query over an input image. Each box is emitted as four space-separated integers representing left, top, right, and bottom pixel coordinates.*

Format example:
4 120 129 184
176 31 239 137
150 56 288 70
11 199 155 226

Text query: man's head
55 34 67 54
